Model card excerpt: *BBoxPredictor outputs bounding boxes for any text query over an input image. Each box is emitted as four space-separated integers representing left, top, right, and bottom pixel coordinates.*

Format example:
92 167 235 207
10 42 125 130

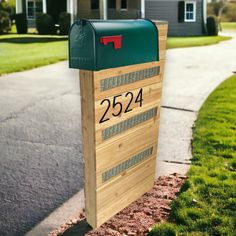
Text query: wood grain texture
96 122 159 172
79 70 97 227
95 81 162 124
96 120 159 171
95 105 160 146
156 23 168 60
93 60 164 101
80 22 168 228
96 156 156 226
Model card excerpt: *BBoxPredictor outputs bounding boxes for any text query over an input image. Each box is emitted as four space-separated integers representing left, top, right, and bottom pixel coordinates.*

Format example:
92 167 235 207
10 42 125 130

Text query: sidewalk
1 31 236 236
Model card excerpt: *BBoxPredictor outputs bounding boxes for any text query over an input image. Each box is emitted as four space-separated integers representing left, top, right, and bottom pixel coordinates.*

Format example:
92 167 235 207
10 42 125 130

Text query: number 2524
99 88 143 124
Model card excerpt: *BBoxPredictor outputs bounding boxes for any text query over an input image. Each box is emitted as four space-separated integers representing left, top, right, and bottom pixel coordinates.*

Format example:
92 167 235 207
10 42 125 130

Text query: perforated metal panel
100 66 160 91
102 147 154 183
102 107 157 140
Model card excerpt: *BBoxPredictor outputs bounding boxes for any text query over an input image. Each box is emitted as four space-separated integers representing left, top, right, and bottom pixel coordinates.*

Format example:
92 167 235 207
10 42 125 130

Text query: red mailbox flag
100 35 122 49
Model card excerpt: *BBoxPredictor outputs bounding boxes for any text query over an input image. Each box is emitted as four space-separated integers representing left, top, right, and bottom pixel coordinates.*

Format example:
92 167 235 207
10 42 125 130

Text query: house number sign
99 89 143 124
99 66 160 124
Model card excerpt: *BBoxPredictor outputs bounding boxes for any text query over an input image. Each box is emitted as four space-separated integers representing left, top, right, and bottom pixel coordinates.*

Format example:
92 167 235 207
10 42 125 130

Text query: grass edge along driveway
167 35 231 49
149 75 236 236
0 34 68 75
0 34 232 76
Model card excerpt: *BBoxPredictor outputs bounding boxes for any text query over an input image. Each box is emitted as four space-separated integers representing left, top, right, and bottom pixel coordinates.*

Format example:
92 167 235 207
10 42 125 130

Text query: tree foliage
208 0 236 22
0 0 11 34
210 0 227 17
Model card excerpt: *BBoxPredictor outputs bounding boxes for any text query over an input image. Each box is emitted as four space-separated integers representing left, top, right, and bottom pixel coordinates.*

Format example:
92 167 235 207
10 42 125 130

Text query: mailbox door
91 20 158 71
69 21 96 70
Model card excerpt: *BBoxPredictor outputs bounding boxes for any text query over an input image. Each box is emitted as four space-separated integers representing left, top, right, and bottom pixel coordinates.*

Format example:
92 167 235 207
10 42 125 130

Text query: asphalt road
0 63 84 236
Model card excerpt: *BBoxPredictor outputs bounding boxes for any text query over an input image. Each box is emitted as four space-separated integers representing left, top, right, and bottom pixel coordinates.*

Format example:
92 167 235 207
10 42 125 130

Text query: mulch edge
49 173 187 236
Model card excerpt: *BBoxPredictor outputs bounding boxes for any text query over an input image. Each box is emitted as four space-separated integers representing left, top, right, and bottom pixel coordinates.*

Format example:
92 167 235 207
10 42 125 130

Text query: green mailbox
69 19 159 71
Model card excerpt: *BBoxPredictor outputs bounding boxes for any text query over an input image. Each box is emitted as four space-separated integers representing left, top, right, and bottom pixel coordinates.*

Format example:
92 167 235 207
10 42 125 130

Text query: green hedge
59 12 71 35
36 13 55 35
15 13 28 34
0 0 11 34
0 10 11 34
207 16 219 36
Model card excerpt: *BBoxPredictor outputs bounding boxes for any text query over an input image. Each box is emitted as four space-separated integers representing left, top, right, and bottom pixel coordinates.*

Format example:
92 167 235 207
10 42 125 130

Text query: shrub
207 16 219 36
149 223 176 236
0 0 11 34
36 13 55 35
59 12 71 35
0 10 11 34
15 13 27 34
0 0 11 13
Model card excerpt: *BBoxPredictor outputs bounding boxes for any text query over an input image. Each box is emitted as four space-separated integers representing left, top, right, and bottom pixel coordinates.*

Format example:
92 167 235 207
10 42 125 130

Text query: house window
185 1 196 22
108 0 116 9
91 0 99 10
121 0 127 10
27 1 34 18
27 0 42 19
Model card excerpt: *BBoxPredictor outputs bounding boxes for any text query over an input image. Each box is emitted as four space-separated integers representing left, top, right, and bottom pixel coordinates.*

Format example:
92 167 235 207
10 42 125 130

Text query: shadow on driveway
62 220 92 236
0 37 68 44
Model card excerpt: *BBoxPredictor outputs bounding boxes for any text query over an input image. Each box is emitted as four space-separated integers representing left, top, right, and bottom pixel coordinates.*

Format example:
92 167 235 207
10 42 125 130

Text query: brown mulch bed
49 173 187 236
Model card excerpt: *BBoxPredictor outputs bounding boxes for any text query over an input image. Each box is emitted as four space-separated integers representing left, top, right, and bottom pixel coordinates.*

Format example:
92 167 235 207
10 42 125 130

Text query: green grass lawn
167 35 231 49
0 33 231 75
0 34 68 75
221 22 236 31
149 75 236 236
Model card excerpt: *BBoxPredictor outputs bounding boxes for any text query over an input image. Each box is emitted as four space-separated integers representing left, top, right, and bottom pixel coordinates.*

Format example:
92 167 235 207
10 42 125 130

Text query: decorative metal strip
100 66 160 91
102 147 154 183
102 107 157 140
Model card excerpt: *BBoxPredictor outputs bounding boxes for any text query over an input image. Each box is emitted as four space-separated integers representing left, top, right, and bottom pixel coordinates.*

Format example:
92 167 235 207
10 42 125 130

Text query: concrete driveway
157 31 236 177
1 31 236 236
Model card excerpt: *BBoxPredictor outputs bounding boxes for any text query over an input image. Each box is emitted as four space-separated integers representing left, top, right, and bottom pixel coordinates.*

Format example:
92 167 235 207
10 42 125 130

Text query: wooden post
80 21 168 228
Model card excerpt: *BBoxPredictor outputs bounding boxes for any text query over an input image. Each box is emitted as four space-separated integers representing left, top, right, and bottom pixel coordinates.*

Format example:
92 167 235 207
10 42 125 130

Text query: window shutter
178 1 185 23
